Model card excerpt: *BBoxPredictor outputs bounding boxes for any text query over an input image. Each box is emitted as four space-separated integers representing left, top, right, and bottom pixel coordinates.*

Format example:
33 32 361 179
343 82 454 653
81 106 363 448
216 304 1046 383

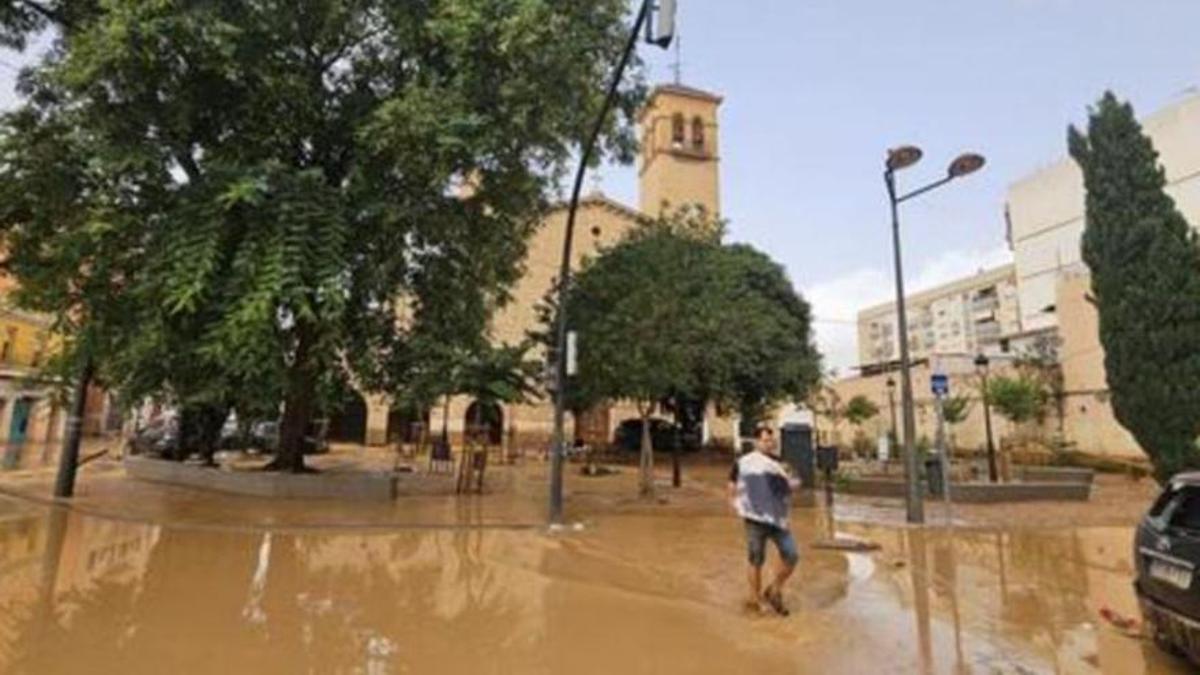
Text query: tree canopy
1070 92 1200 481
0 0 645 470
844 395 879 427
556 212 821 495
984 375 1047 426
940 395 971 426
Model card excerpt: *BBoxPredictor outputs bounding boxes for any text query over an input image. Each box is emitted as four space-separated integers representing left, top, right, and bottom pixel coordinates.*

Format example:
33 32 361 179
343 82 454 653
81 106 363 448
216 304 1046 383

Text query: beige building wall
821 361 1019 457
638 84 722 218
857 264 1020 367
1055 274 1141 459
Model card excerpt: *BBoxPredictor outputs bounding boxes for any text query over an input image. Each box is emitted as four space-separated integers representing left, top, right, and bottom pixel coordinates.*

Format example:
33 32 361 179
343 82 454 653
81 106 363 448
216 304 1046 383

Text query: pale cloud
802 243 1013 374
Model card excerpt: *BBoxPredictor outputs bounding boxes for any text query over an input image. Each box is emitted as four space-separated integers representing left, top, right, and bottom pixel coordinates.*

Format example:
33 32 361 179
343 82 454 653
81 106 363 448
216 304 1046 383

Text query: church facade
352 83 733 452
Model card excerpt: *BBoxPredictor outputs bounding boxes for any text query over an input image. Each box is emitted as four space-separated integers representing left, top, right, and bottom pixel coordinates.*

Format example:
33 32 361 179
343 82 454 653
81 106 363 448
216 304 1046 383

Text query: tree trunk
271 326 318 473
196 404 228 466
273 370 316 473
671 437 681 488
171 407 194 462
638 405 655 498
52 357 94 498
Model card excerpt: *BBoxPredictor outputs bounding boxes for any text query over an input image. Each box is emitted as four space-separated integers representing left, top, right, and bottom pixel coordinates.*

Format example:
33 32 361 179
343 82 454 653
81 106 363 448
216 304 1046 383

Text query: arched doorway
387 405 430 445
463 401 503 446
574 405 611 446
326 395 367 444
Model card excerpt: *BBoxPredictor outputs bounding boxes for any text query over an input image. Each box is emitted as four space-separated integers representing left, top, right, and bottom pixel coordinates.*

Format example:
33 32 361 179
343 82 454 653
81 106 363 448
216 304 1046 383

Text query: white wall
1008 93 1200 332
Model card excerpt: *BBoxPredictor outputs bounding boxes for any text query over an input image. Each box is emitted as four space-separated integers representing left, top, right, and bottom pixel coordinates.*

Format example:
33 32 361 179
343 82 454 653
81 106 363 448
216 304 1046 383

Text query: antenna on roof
671 33 683 84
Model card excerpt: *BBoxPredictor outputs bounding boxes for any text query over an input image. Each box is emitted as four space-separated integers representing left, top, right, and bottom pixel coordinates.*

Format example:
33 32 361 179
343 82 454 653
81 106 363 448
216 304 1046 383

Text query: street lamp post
884 147 985 524
975 353 999 483
548 0 676 525
886 376 898 448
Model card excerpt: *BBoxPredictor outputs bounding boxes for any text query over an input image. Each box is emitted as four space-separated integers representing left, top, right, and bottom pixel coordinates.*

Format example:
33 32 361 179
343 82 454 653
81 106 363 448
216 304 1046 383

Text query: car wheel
1147 620 1185 659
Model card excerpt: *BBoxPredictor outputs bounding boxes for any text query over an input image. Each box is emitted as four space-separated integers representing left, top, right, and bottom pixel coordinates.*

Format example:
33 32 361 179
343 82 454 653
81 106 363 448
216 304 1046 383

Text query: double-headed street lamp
548 1 677 525
885 146 985 524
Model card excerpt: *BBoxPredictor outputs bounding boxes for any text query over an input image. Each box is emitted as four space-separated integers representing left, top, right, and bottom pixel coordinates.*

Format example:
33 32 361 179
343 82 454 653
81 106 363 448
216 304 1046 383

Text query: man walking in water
728 426 798 615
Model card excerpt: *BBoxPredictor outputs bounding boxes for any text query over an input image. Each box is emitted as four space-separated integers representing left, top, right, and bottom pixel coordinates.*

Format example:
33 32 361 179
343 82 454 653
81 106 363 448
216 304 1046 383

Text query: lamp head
948 153 986 179
886 145 923 172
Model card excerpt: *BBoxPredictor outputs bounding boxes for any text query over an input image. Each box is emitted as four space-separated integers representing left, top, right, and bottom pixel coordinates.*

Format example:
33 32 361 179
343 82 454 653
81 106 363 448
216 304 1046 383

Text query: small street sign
931 373 950 397
566 331 578 376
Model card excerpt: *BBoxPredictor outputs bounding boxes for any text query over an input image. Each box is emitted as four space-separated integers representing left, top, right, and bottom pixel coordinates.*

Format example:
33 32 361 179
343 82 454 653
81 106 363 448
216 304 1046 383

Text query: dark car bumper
1137 582 1200 664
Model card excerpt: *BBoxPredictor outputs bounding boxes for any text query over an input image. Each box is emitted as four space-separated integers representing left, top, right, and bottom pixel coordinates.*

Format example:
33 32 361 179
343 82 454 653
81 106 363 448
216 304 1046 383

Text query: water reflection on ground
0 495 1188 674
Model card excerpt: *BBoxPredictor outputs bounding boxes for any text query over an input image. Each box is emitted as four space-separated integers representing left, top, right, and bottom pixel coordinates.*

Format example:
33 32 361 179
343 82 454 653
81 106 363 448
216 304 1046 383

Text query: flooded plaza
0 461 1190 674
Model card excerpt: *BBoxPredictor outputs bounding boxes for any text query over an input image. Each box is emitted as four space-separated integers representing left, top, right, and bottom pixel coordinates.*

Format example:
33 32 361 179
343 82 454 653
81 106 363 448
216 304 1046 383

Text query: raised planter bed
840 476 1090 503
1013 466 1095 486
124 455 448 501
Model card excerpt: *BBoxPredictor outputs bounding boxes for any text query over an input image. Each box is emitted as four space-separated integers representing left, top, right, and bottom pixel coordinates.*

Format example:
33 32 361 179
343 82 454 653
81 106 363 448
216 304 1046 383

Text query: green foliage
844 395 879 426
0 0 643 470
984 375 1047 425
1069 91 1200 481
941 395 972 425
552 209 822 493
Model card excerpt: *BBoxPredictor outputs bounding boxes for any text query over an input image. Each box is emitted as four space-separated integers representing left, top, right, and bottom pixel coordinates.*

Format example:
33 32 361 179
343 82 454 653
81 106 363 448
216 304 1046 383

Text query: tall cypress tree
1069 92 1200 481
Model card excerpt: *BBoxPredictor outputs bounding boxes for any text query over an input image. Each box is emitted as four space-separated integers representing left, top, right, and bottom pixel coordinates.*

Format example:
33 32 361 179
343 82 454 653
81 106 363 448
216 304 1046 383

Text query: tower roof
647 83 723 106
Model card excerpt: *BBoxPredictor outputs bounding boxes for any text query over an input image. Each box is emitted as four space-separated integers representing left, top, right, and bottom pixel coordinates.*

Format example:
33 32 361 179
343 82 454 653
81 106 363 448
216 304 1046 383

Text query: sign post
931 373 952 523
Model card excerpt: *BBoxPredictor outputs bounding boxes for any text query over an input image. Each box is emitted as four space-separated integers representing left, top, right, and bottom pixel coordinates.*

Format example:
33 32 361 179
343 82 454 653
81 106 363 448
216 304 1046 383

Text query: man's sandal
762 588 789 617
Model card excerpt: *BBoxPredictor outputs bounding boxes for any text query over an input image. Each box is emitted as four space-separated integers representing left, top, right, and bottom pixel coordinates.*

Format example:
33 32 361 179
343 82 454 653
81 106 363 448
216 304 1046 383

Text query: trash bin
925 455 944 497
781 423 815 488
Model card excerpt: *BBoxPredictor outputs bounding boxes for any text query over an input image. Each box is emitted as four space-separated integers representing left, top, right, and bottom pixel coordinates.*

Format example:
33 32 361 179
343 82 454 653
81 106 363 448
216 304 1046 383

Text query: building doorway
574 405 611 446
463 401 503 446
9 398 33 446
326 395 368 445
387 405 430 445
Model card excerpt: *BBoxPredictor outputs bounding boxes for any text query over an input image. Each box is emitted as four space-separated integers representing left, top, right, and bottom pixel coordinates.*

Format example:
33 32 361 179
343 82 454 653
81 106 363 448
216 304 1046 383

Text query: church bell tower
638 83 723 218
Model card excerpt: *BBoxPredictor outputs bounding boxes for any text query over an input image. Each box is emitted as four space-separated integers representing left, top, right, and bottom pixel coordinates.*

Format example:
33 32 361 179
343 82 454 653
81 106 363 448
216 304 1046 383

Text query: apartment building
856 264 1020 368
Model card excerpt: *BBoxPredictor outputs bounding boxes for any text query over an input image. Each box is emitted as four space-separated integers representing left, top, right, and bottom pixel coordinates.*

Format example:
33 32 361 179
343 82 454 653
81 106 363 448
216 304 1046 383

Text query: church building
349 82 729 451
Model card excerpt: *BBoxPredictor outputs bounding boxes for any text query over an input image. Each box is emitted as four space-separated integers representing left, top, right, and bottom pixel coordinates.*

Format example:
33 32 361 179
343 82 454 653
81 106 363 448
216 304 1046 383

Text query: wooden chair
429 437 454 474
456 429 489 494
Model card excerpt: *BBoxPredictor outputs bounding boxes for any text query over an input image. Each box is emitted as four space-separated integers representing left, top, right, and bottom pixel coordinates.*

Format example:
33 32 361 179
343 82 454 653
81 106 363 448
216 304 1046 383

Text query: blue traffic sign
931 373 950 396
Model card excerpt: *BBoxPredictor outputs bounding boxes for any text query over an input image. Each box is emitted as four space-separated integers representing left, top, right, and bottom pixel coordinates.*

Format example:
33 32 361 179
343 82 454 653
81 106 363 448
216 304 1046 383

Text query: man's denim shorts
743 519 799 567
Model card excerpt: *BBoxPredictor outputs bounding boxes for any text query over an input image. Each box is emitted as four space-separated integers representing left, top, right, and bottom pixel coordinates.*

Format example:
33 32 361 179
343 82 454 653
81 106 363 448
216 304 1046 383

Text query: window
0 327 14 363
31 333 45 368
1169 487 1200 533
671 113 685 146
691 116 705 150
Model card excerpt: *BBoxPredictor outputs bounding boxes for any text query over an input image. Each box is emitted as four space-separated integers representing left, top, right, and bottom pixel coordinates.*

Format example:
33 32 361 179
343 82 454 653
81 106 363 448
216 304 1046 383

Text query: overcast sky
599 0 1200 373
5 3 1200 373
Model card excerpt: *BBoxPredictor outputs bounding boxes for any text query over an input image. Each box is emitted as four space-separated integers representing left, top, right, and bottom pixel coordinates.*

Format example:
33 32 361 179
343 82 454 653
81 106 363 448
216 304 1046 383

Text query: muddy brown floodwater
0 461 1191 674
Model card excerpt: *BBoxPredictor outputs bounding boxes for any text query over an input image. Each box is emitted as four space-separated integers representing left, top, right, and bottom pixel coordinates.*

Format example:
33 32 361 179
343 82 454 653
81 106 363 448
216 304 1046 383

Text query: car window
1149 486 1178 518
1168 487 1200 533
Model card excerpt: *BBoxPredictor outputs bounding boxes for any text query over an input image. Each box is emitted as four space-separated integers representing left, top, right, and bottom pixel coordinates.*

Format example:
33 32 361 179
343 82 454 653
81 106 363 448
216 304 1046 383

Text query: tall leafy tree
0 0 644 471
558 213 821 496
1069 92 1200 481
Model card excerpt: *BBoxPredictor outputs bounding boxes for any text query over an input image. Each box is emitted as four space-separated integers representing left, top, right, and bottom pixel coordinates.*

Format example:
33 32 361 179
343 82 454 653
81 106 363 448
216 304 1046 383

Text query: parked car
1134 472 1200 665
130 418 179 456
219 414 251 450
613 418 681 453
249 419 330 455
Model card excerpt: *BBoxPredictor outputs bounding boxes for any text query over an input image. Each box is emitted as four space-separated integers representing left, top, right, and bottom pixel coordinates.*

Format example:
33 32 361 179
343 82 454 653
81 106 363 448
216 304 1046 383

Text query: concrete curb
124 455 406 501
841 477 1091 503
